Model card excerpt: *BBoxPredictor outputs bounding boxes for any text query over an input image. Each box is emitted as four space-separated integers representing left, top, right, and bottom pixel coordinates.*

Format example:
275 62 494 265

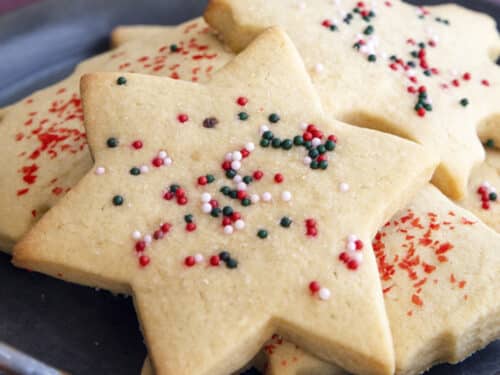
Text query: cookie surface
459 150 500 232
14 29 438 375
205 0 500 199
262 184 500 375
0 18 232 251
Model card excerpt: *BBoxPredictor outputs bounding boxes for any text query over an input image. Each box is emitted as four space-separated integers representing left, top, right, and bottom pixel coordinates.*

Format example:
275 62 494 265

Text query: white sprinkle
304 156 312 165
232 151 242 161
300 122 308 130
224 225 234 234
259 125 269 135
245 142 255 151
158 150 167 159
314 63 324 74
262 192 272 202
164 157 172 166
351 252 363 264
231 160 241 170
235 220 245 230
225 152 233 161
347 241 357 252
202 203 212 213
132 230 141 240
233 175 243 183
407 69 416 77
281 191 292 202
348 234 358 243
339 182 350 192
140 165 149 173
201 192 212 203
193 254 203 263
237 182 247 191
319 288 331 301
251 194 260 203
483 181 491 189
95 166 106 175
312 137 321 147
297 2 306 10
144 235 152 244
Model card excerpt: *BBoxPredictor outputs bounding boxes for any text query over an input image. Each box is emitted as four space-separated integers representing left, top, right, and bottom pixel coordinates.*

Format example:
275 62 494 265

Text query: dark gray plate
0 1 498 374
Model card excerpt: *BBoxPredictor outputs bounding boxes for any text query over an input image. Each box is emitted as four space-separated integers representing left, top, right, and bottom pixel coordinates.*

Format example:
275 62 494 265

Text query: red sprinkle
132 140 143 149
186 222 197 232
139 255 150 267
253 170 264 180
152 157 164 167
177 114 189 123
197 176 208 185
135 241 146 252
236 97 248 106
309 281 320 294
274 173 284 183
417 108 426 117
184 256 196 267
161 223 172 233
210 255 220 266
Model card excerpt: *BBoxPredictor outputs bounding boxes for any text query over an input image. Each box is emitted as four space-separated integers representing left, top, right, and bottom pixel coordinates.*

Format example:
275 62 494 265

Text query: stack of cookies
1 1 499 374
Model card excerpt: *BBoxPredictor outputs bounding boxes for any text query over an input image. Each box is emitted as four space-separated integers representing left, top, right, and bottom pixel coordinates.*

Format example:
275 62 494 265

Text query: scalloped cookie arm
205 0 269 53
209 27 323 114
110 25 170 48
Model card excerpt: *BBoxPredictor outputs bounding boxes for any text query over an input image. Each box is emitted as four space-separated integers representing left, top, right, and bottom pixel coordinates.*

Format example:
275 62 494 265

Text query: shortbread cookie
111 26 168 48
205 0 500 199
261 184 500 375
0 18 233 250
459 150 500 232
14 29 438 375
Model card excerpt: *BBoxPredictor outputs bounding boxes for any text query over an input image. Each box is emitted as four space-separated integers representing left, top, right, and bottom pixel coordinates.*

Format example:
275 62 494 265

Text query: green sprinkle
271 138 282 148
281 139 293 150
130 167 140 176
303 141 312 150
241 198 251 207
329 25 338 31
369 10 375 17
424 103 433 111
364 25 374 35
229 190 238 199
112 195 124 206
460 98 469 107
308 149 319 159
222 206 233 216
269 113 280 123
489 192 497 201
243 176 253 184
116 76 127 85
418 42 426 49
390 55 398 61
325 140 336 151
317 145 326 154
220 186 231 195
260 139 270 147
238 112 249 121
211 208 221 217
263 130 274 140
257 229 268 239
368 54 377 62
170 44 179 52
226 258 238 269
184 214 193 223
414 103 423 111
353 42 361 50
170 184 179 193
407 61 416 68
293 135 304 146
106 137 119 148
485 139 495 148
310 161 319 169
423 70 432 77
280 217 292 228
319 160 329 170
411 51 418 58
226 169 237 178
206 174 215 183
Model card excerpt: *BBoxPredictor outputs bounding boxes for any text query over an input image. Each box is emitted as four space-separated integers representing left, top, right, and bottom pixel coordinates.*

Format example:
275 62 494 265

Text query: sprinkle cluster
338 235 364 270
476 182 497 210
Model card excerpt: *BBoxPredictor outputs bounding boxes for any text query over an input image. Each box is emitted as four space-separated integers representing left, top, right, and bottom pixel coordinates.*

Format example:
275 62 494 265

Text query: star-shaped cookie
0 18 233 250
260 184 500 375
205 0 500 199
14 29 437 375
